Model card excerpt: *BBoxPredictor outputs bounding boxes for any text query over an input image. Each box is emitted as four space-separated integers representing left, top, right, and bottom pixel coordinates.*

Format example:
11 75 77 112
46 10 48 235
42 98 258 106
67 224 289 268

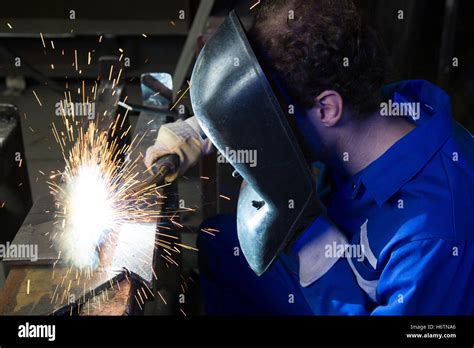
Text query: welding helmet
190 11 316 275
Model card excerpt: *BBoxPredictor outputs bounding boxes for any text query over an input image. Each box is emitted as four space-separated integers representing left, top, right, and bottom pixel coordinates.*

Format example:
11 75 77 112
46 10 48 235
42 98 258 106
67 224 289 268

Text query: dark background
0 0 473 129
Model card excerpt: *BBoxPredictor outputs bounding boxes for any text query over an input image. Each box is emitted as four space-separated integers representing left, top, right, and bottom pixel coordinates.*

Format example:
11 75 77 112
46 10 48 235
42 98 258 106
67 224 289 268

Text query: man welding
145 0 474 315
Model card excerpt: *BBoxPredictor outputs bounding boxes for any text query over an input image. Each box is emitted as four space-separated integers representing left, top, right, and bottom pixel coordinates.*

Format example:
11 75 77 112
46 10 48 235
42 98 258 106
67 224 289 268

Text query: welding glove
144 116 214 182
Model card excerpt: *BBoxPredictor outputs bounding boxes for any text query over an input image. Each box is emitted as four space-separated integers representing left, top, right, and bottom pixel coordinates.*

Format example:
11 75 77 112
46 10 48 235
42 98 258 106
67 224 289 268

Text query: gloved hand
144 116 214 182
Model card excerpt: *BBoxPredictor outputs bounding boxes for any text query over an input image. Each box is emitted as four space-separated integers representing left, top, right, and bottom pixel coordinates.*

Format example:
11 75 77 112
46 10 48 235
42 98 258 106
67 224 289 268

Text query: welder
145 0 474 315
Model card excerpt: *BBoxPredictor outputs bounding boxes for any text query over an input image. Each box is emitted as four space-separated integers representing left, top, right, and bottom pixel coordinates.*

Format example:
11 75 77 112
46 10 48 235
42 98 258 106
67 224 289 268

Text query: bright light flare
57 164 116 269
49 122 164 271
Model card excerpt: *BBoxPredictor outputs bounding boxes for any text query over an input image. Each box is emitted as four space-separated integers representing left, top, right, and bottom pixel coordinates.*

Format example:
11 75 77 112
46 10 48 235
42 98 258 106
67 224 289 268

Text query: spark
142 282 153 298
174 243 198 252
134 295 143 310
48 121 170 270
157 232 179 240
137 289 144 303
161 254 179 267
200 228 216 236
32 90 42 106
7 22 13 29
170 80 191 111
108 65 114 80
117 68 123 84
171 220 183 228
40 32 46 48
74 49 79 71
250 0 261 10
157 290 167 304
27 279 30 294
219 194 231 201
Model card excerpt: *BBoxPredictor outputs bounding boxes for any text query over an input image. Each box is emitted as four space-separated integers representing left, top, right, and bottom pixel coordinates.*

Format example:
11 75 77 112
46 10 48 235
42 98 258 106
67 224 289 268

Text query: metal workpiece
4 195 156 286
1 68 165 315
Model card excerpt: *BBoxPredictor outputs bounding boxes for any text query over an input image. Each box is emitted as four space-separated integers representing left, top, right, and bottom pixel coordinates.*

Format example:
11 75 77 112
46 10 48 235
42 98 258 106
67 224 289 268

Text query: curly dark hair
251 0 388 117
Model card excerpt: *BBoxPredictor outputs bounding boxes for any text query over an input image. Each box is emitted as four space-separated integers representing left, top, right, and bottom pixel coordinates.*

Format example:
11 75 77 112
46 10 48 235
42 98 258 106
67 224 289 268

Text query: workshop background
0 0 473 315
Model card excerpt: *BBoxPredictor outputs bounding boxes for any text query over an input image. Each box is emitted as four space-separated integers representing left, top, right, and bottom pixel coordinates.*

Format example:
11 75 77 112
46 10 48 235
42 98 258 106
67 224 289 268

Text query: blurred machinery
0 104 32 244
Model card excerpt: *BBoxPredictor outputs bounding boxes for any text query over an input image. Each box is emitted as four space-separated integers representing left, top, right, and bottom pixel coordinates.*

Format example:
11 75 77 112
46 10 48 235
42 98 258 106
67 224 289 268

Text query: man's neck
329 112 416 178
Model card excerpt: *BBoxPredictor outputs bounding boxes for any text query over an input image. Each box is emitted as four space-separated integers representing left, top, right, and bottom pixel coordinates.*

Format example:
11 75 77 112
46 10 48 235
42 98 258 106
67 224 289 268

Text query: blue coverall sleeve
371 239 474 315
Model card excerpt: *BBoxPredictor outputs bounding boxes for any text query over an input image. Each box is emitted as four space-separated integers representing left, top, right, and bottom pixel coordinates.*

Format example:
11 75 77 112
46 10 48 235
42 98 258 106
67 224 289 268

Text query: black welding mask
190 11 316 275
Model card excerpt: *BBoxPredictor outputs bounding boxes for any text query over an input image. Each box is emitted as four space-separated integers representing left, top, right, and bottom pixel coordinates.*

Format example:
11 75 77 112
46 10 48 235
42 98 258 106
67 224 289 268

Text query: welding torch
128 154 180 195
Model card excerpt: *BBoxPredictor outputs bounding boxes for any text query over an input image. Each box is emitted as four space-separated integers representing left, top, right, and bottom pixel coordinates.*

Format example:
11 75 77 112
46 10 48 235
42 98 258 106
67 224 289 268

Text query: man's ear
313 90 344 127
